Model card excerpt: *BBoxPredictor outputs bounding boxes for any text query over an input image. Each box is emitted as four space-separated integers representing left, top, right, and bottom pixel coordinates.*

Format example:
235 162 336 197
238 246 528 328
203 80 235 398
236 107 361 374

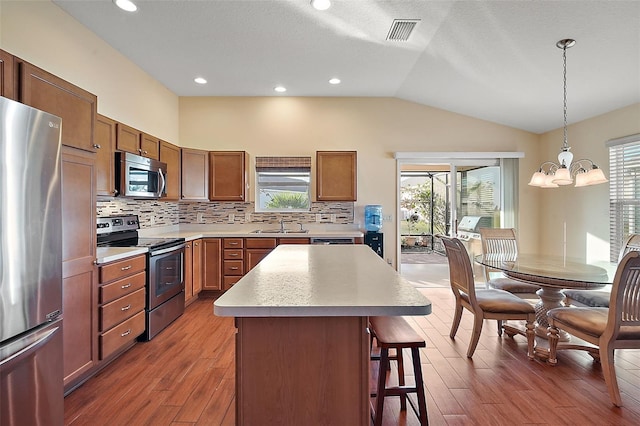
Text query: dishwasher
310 237 356 245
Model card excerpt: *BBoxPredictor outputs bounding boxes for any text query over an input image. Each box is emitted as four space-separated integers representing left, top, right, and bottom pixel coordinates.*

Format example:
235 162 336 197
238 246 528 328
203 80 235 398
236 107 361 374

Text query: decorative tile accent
97 199 179 228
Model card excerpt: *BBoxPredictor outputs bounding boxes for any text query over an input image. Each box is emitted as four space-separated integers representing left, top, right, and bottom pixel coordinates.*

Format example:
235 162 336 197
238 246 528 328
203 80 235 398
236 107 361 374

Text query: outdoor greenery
400 182 447 238
265 192 310 209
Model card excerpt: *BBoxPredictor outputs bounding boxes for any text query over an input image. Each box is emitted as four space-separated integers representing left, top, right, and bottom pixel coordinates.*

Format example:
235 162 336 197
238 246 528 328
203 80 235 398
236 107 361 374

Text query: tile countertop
214 245 431 317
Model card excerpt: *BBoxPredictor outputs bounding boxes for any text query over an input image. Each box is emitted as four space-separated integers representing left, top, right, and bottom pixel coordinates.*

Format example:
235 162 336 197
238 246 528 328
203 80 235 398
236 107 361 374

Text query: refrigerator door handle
0 326 59 370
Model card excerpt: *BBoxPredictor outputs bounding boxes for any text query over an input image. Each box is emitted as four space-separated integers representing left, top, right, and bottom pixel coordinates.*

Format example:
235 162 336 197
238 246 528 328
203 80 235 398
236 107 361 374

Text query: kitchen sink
250 229 309 234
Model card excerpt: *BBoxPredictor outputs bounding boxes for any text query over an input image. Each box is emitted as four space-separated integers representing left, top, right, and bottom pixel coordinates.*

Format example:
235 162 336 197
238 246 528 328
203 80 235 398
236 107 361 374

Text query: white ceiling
53 0 640 134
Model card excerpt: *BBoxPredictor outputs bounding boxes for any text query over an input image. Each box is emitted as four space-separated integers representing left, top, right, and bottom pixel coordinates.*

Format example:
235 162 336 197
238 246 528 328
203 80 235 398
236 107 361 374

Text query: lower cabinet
245 238 277 273
185 239 203 305
223 238 244 290
202 238 222 290
98 255 146 360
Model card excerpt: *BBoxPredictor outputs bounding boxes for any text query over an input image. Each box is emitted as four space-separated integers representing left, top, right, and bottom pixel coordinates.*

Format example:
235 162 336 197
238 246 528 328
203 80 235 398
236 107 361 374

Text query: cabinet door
316 151 357 201
181 148 209 200
140 133 160 160
0 49 15 100
19 61 97 153
209 151 248 201
184 241 194 304
61 147 98 390
245 249 273 273
116 123 141 155
95 114 117 197
192 239 203 294
202 238 222 290
159 141 181 201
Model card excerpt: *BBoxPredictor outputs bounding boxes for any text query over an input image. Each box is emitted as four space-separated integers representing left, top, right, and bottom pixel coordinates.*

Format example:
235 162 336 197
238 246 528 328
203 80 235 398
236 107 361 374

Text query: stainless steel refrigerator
0 96 64 425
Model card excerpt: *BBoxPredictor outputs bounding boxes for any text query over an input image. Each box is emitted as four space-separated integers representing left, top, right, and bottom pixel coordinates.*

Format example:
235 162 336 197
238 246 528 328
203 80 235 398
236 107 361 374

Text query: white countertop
214 245 431 317
96 246 148 264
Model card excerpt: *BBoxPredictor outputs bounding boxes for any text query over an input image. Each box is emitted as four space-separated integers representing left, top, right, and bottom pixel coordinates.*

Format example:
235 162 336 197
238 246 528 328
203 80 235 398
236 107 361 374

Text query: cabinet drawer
246 238 277 249
100 255 146 283
99 310 145 360
224 276 242 290
224 238 244 249
278 238 311 245
100 271 145 304
223 260 244 276
224 249 244 260
100 288 145 332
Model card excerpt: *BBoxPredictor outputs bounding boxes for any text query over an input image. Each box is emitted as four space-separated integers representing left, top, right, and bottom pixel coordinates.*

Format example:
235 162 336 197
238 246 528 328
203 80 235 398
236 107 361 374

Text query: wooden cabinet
140 133 160 160
95 114 117 197
159 141 181 200
184 239 203 305
116 123 141 155
278 238 311 245
223 238 244 290
19 61 97 153
316 151 357 201
61 147 98 391
202 238 222 290
245 238 277 273
98 254 146 360
0 49 15 100
182 148 209 200
209 151 249 201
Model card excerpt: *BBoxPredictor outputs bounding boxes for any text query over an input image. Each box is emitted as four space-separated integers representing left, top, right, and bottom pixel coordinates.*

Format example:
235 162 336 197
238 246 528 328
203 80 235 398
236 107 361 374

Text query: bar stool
369 316 428 426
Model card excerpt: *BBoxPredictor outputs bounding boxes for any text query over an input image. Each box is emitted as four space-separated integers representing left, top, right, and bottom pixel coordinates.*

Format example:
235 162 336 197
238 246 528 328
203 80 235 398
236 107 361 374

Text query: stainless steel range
97 215 185 341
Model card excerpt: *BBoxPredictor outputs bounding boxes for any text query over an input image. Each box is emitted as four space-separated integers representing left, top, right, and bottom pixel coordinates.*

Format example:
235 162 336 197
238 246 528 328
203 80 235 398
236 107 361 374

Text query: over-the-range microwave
115 152 167 199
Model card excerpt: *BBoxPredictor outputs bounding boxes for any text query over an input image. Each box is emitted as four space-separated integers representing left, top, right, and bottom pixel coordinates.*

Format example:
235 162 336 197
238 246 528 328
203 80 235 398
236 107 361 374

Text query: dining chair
547 250 640 407
563 234 640 308
438 235 536 359
478 227 541 298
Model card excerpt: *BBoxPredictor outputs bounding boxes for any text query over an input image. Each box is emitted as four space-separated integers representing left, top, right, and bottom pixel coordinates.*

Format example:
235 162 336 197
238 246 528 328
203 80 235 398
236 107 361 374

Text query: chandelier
528 39 608 188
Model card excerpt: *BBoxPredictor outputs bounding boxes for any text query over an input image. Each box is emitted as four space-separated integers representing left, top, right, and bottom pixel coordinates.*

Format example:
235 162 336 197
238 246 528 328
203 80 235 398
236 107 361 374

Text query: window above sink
255 156 311 213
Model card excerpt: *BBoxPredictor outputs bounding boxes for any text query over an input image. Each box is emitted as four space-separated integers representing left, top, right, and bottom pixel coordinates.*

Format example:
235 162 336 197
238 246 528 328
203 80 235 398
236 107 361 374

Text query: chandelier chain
562 43 568 150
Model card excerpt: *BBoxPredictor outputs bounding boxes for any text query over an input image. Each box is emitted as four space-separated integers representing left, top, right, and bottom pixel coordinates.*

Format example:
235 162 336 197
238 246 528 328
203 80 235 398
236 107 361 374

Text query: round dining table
474 253 617 340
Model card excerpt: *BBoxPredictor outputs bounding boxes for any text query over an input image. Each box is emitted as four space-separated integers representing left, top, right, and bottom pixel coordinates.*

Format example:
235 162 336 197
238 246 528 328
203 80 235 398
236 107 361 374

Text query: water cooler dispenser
364 205 383 258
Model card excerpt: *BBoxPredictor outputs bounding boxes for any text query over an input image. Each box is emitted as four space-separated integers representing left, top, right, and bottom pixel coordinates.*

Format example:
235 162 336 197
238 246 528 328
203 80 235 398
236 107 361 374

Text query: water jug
364 205 382 232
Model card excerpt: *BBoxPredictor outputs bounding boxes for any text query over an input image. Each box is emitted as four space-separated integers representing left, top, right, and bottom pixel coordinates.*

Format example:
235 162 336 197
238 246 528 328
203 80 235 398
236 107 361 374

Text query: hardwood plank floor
64 289 640 425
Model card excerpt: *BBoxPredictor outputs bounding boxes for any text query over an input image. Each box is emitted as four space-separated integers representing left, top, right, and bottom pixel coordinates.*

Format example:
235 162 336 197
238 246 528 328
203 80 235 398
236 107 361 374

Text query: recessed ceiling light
274 86 287 93
329 78 341 85
310 0 331 11
194 77 207 85
114 0 137 12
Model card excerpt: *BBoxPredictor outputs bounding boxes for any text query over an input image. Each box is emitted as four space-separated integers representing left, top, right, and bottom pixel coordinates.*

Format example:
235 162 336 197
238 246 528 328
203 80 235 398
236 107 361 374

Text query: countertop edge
213 303 432 318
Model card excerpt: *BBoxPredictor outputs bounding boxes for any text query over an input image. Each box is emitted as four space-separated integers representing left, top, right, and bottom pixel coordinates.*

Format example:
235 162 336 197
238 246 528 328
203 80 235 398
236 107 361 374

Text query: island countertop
214 244 431 317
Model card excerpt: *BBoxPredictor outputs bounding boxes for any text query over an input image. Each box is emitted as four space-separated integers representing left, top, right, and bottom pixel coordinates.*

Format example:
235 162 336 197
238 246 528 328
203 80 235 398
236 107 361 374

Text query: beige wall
0 0 179 143
537 103 640 262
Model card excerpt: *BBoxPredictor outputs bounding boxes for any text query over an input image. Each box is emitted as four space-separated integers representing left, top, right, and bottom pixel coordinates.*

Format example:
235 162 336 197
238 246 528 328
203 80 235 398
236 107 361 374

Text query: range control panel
96 215 140 234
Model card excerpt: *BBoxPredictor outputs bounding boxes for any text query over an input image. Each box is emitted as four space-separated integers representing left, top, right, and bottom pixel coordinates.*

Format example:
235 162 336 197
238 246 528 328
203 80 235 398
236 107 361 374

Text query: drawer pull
229 241 239 245
121 329 131 337
229 253 239 257
121 265 132 271
229 266 239 271
121 283 132 289
194 242 199 246
121 304 131 311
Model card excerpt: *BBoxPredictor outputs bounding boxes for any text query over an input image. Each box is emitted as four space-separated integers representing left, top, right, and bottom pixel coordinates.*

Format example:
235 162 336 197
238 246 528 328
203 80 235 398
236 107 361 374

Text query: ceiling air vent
386 19 420 42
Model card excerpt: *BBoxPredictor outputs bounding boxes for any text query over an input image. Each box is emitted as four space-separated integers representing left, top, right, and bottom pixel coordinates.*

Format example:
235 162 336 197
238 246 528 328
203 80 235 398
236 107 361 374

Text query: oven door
147 244 185 309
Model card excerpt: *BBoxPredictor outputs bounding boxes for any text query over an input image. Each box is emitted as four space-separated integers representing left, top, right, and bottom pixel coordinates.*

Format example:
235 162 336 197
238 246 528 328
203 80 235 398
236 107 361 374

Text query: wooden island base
235 316 370 425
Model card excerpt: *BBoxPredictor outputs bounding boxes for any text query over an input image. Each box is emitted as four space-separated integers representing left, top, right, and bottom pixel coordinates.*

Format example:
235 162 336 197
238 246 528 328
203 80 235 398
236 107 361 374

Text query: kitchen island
214 244 431 425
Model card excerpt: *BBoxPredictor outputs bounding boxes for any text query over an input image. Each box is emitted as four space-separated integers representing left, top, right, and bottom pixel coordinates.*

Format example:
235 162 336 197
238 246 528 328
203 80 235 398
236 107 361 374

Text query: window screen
608 134 640 261
255 157 311 212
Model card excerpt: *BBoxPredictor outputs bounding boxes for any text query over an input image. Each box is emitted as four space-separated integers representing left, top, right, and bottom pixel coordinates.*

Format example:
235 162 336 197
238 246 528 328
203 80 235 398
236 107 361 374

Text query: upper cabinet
18 61 97 153
95 114 117 197
0 49 16 100
115 124 160 160
159 141 181 201
316 151 357 201
181 148 209 201
140 133 160 160
209 151 249 201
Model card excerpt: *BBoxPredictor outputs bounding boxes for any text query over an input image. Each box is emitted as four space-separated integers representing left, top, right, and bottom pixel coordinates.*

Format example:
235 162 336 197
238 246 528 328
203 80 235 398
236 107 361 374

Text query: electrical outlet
315 213 322 223
150 215 156 225
197 213 204 223
383 215 392 222
245 212 251 222
330 214 336 223
228 213 235 223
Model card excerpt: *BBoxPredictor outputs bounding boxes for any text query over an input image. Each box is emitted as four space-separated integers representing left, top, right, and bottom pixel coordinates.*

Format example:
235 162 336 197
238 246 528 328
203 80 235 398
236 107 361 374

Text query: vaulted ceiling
53 0 640 134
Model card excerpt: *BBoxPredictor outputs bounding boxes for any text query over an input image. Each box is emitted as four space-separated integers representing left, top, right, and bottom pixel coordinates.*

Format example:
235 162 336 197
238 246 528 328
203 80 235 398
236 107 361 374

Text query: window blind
608 135 640 261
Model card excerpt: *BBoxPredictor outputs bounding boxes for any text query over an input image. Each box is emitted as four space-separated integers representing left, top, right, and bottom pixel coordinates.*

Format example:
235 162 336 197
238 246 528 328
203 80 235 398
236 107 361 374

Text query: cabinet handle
121 265 132 271
113 189 119 196
121 283 132 289
93 143 101 149
229 253 239 257
121 304 131 311
229 242 239 245
186 244 191 248
121 329 131 337
143 150 148 155
229 266 239 271
138 148 142 153
194 242 199 246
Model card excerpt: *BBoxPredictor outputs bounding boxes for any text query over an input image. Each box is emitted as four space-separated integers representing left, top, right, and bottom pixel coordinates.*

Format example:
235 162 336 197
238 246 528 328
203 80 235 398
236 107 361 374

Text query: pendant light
528 39 608 188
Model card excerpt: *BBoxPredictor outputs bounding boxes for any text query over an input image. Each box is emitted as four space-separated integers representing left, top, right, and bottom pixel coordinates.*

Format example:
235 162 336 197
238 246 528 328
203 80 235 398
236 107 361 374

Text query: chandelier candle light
528 39 608 188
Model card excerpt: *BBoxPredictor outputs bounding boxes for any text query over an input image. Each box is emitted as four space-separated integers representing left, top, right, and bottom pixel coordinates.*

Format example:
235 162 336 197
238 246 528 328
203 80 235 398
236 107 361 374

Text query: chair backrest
479 228 519 281
438 235 478 304
619 234 640 261
606 250 640 340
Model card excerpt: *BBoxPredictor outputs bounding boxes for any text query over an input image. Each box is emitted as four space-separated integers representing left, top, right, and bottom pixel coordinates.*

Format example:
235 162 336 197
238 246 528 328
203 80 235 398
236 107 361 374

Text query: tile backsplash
97 199 354 228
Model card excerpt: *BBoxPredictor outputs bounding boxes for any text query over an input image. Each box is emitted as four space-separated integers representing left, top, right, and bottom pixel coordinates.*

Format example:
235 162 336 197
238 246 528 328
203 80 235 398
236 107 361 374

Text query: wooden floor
64 288 640 425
